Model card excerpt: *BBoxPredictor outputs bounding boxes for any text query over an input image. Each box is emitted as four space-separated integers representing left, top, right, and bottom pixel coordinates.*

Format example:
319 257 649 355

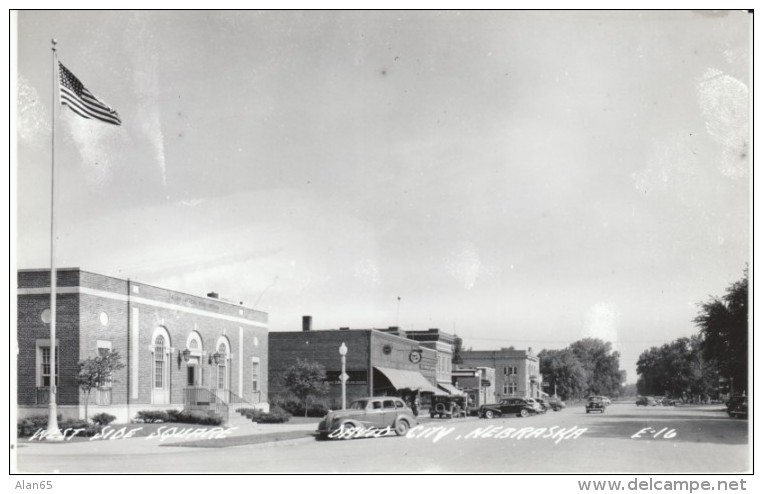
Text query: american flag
58 62 121 125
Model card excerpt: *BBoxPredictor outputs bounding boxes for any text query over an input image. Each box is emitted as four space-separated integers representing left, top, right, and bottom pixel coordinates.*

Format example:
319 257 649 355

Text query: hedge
236 405 291 424
17 415 102 438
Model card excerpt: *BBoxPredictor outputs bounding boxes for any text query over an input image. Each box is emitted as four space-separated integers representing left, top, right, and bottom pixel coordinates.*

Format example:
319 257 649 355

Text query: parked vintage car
430 395 468 419
727 396 748 419
602 396 612 406
479 397 538 418
546 396 566 411
316 397 418 439
535 397 551 412
660 397 677 406
585 396 606 413
526 398 547 414
636 396 659 406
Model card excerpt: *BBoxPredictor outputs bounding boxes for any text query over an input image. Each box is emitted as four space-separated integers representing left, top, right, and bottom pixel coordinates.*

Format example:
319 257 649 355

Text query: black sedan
585 396 606 413
479 398 538 418
727 396 748 419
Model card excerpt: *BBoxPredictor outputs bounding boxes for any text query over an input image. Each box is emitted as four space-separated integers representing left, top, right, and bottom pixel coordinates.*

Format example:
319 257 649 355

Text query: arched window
215 337 230 391
151 327 171 404
154 334 166 389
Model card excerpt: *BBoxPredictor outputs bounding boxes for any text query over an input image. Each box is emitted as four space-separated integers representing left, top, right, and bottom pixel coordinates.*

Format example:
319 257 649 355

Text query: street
15 403 749 473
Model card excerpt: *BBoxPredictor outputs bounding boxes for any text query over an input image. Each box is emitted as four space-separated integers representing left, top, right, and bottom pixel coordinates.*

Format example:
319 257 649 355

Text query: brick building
16 268 269 423
269 317 447 408
452 366 497 408
404 328 459 395
460 347 542 399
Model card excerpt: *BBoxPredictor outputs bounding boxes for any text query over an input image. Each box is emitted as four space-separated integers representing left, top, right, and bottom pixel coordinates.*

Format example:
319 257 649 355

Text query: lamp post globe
339 342 348 409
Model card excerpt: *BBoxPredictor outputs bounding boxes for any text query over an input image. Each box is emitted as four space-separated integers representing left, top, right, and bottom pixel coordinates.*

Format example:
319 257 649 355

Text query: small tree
77 350 125 422
282 358 329 417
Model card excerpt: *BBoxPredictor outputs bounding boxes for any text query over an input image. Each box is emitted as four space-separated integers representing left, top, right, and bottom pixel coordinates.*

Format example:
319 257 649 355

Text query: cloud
17 74 50 147
445 244 481 290
696 68 749 179
583 302 620 348
129 13 168 186
354 258 381 286
61 114 122 186
632 131 698 196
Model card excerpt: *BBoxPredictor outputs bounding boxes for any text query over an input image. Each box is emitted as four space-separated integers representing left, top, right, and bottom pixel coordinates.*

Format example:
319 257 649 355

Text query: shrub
236 408 258 420
271 397 327 417
175 409 223 426
255 406 291 424
59 419 102 438
17 416 102 438
235 406 291 424
165 409 181 422
90 413 116 426
18 415 51 437
135 410 170 423
306 403 328 417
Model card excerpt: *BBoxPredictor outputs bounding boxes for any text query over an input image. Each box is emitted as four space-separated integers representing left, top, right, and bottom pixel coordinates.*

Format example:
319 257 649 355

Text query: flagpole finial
51 38 57 51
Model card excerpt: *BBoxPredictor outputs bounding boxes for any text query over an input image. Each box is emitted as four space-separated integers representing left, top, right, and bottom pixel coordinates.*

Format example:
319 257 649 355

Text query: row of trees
636 269 748 399
538 338 626 400
636 336 716 400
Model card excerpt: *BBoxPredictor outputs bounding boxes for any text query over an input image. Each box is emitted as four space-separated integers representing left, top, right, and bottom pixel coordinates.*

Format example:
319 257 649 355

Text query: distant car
546 396 566 411
430 395 468 419
636 396 658 407
660 397 677 406
602 396 612 406
316 397 418 439
586 396 606 413
727 396 748 419
480 397 538 418
526 398 547 414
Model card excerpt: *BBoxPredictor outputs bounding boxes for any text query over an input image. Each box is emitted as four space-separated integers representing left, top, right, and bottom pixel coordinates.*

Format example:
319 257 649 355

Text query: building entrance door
187 365 196 386
187 358 202 386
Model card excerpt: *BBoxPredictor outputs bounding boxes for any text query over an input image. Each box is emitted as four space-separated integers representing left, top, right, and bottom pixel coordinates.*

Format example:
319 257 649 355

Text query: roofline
17 267 265 314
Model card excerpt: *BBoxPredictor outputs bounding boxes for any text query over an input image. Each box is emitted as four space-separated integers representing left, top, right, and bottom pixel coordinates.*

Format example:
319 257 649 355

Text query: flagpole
45 38 63 441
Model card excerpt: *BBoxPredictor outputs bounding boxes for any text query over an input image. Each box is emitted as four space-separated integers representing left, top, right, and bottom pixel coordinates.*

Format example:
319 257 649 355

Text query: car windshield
349 400 368 410
589 397 603 402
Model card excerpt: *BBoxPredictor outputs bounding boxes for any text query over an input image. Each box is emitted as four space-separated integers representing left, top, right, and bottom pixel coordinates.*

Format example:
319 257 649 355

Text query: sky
13 10 751 384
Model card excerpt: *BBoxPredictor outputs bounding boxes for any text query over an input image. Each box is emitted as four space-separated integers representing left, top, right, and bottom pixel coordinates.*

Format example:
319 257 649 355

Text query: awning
438 382 466 396
374 366 446 395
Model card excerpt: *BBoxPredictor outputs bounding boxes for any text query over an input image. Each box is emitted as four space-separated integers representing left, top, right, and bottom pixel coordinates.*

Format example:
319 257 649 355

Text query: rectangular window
155 360 165 388
251 360 260 392
217 364 226 390
509 383 517 395
503 366 508 376
97 341 113 388
40 347 59 387
502 382 510 394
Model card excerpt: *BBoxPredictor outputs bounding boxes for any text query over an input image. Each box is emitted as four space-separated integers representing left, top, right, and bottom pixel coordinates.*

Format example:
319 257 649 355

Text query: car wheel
586 410 590 413
520 409 529 417
340 422 356 440
430 413 435 419
484 410 495 419
394 419 410 436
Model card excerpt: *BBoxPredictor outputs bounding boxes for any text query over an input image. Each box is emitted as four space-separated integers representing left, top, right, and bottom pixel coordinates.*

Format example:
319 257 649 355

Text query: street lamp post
339 343 348 410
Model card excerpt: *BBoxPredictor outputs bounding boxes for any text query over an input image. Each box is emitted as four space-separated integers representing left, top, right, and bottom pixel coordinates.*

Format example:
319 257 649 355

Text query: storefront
269 317 451 408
